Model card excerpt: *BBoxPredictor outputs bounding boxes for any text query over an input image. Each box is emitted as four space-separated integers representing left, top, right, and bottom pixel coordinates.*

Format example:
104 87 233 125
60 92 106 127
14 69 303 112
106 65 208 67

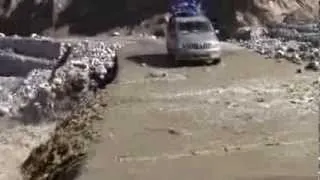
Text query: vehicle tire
205 58 221 65
173 58 179 67
168 53 179 67
205 60 214 65
213 58 221 65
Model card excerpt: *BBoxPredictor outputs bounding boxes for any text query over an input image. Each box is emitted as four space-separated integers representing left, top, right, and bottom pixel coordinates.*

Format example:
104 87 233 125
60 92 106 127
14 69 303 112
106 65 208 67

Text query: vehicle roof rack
169 0 202 17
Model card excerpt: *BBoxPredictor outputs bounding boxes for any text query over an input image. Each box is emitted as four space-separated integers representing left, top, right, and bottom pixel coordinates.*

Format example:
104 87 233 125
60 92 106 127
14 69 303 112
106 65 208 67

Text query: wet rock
71 60 88 70
190 150 199 156
265 142 280 146
223 146 229 152
167 128 181 136
147 70 168 78
112 32 120 36
0 105 9 116
305 60 320 71
264 137 281 146
150 35 157 40
256 97 265 103
296 68 302 73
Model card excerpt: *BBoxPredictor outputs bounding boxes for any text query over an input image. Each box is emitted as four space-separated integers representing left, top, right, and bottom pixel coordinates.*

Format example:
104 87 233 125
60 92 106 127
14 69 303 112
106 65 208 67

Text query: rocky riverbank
231 22 320 71
0 34 124 180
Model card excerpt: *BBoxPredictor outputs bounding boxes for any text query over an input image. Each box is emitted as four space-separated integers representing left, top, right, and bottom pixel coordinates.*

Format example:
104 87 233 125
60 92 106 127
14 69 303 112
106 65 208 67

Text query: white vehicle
166 14 222 65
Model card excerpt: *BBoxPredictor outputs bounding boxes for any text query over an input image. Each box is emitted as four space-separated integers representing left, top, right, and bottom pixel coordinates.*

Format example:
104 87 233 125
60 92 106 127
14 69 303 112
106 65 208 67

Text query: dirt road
78 38 318 180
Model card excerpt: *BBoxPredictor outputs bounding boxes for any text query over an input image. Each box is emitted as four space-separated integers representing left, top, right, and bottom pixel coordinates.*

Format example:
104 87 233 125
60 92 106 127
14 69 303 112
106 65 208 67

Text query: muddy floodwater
78 39 318 180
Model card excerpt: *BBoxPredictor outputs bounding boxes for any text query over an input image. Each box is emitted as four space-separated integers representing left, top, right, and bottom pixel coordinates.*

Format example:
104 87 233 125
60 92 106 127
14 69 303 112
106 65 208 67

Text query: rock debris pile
232 23 320 71
21 95 106 180
0 35 122 122
0 34 124 180
20 41 120 121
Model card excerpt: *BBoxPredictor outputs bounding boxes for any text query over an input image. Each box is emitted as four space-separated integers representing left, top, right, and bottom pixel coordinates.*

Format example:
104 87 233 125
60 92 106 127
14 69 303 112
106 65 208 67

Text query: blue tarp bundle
169 0 202 17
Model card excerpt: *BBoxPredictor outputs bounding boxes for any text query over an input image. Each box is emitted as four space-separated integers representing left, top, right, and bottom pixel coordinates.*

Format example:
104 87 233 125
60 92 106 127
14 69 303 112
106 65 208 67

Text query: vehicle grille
183 43 211 49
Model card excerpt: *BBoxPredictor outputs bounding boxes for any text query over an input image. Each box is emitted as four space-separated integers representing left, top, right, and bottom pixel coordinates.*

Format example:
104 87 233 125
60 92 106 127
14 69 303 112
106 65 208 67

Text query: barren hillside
0 0 318 36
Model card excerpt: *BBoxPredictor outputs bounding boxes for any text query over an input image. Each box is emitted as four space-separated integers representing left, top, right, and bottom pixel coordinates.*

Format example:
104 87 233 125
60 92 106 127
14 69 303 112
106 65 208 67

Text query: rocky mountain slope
231 0 319 26
0 0 318 37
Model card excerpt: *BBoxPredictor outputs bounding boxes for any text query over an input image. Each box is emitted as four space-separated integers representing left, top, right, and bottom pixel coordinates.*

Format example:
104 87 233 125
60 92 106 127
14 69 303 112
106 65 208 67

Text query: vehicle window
178 21 213 33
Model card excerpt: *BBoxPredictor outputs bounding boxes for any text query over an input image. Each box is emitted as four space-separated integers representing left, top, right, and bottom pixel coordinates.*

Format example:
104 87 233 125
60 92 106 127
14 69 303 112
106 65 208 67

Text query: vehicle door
167 18 177 50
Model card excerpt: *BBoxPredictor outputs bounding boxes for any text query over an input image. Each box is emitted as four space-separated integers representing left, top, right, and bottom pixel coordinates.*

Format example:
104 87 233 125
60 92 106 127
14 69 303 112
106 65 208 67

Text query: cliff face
0 0 318 36
233 0 319 25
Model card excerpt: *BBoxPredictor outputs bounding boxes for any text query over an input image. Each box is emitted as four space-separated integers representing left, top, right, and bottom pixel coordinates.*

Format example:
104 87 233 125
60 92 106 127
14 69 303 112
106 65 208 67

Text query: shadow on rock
0 0 53 35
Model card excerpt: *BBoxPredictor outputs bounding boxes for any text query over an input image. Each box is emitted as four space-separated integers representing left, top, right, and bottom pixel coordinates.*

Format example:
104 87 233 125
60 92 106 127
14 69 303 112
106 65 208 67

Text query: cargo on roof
169 0 202 17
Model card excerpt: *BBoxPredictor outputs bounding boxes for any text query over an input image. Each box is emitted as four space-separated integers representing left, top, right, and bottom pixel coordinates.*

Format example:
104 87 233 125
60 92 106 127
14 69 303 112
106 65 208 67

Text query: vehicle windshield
178 21 213 33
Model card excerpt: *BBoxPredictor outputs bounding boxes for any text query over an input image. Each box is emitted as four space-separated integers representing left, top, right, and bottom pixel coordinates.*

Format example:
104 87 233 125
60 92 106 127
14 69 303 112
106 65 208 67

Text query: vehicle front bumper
174 48 222 61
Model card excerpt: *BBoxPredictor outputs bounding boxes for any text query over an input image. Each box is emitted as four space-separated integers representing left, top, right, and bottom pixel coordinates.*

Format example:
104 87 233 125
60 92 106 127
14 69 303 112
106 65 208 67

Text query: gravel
232 23 320 70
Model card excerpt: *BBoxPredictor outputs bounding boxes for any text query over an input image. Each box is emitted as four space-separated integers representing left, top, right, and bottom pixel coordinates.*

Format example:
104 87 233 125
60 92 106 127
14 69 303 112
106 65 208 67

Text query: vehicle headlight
208 42 220 50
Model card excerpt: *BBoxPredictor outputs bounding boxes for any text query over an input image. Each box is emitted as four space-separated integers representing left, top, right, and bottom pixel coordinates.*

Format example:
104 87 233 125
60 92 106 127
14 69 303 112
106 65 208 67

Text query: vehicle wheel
205 60 214 65
213 58 221 65
173 58 179 67
168 53 179 67
205 58 221 65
